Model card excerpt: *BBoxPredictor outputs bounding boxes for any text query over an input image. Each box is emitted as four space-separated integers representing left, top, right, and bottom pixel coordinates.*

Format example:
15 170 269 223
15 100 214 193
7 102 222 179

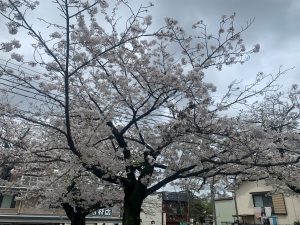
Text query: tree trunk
62 203 87 225
122 182 146 225
68 214 86 225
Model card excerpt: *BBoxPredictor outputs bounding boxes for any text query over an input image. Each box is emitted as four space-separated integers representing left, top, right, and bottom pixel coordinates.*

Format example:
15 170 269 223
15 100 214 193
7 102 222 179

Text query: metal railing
221 222 292 225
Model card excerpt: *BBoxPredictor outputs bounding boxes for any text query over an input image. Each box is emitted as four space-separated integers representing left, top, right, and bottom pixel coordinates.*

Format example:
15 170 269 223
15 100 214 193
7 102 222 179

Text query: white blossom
10 52 23 62
253 43 260 53
50 32 62 39
143 15 152 26
97 0 108 8
0 3 294 224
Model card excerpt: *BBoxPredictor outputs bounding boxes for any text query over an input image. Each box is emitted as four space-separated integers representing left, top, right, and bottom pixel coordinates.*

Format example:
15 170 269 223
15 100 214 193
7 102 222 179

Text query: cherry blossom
0 1 299 225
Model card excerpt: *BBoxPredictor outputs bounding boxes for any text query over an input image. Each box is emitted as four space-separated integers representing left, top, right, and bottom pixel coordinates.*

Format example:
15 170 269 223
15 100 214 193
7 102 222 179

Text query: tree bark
122 182 146 225
62 203 87 225
69 215 86 225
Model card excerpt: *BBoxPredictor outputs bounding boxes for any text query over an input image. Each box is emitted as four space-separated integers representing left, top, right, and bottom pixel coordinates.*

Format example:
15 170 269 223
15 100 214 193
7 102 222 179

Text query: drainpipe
233 191 238 217
17 200 22 214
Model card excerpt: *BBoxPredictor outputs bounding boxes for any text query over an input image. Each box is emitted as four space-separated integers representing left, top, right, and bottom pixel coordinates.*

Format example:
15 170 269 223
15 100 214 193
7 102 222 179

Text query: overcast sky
1 0 299 98
0 0 299 193
143 0 300 95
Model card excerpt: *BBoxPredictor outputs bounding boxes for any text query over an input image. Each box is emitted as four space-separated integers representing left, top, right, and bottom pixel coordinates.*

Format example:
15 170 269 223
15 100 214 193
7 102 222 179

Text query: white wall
215 199 235 225
235 181 300 225
140 193 162 225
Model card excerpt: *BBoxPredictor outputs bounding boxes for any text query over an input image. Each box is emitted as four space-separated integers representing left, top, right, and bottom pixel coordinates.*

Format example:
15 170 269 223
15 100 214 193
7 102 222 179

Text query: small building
0 195 122 224
235 181 300 225
0 164 122 225
140 193 163 225
215 197 235 225
0 186 122 225
162 192 189 225
214 181 300 225
141 191 191 225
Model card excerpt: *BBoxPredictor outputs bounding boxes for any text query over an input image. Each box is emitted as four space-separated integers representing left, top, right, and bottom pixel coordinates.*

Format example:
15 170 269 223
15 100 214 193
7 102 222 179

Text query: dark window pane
253 195 263 207
0 195 16 208
263 196 273 207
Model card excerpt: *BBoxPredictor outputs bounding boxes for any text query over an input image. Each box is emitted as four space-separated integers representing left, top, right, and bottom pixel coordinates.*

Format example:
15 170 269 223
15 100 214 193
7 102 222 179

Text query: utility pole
210 176 217 225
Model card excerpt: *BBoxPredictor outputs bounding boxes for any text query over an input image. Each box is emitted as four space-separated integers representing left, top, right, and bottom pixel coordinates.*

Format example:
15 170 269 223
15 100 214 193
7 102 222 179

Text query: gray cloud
1 0 299 95
144 0 300 92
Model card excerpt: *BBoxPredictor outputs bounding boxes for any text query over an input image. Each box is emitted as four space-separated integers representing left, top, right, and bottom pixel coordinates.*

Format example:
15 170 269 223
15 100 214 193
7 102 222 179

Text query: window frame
252 193 273 208
20 175 41 186
251 192 274 216
0 194 16 209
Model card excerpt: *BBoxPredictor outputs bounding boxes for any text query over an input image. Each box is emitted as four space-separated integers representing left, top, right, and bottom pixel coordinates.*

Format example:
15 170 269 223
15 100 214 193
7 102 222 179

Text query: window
252 194 273 207
252 193 287 215
0 195 16 208
20 176 39 186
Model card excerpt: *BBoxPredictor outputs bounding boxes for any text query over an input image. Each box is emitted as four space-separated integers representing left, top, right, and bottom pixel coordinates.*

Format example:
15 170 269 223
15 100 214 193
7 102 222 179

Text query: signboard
90 208 112 217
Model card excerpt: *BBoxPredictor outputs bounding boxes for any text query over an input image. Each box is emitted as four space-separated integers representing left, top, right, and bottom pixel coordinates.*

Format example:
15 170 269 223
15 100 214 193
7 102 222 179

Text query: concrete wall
140 193 162 225
235 181 300 225
215 198 235 225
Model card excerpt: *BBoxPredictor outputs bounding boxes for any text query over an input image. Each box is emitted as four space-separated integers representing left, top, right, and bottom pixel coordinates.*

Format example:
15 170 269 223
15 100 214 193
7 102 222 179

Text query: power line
0 62 62 106
0 59 108 108
0 62 51 85
0 76 34 89
0 77 32 89
0 60 67 100
0 63 65 101
0 59 60 77
0 81 51 99
0 88 59 106
0 77 64 101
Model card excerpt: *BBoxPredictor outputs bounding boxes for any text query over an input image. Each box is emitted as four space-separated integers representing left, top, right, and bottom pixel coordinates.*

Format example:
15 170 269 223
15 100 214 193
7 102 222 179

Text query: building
0 193 122 224
0 181 209 225
235 181 300 225
215 180 300 225
141 192 191 225
1 185 189 225
162 192 190 225
140 194 163 225
215 197 235 225
0 177 122 224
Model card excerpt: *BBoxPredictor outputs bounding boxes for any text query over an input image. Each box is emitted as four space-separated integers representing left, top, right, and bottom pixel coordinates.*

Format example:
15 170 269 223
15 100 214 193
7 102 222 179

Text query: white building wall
140 193 162 225
283 196 300 224
235 181 300 225
215 199 235 225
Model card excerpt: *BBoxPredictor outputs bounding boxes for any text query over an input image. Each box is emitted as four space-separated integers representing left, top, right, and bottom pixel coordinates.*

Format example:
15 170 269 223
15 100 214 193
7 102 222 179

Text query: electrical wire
0 78 64 106
0 60 65 102
0 87 59 106
0 58 61 78
0 77 64 101
0 62 52 85
0 81 49 98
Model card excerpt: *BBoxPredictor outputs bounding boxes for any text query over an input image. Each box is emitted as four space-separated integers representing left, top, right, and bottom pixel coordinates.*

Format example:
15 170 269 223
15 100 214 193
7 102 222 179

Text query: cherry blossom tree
1 1 299 225
195 85 300 196
0 114 123 225
230 86 300 194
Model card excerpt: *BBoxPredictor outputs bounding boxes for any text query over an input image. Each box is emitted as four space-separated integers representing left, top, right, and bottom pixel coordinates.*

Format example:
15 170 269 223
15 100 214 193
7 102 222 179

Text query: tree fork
62 203 87 225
